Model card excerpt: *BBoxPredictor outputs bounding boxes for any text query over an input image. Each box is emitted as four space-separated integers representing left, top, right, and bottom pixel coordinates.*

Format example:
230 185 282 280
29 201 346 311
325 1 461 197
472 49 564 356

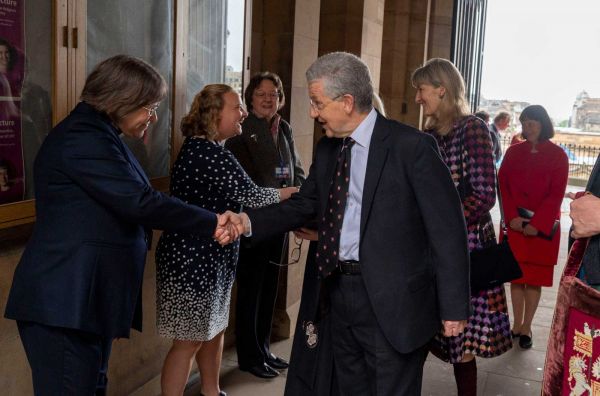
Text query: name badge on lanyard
275 165 290 182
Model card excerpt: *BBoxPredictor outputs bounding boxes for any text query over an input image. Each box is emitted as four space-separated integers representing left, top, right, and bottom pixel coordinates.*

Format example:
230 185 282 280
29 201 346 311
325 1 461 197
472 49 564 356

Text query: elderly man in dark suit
222 52 470 395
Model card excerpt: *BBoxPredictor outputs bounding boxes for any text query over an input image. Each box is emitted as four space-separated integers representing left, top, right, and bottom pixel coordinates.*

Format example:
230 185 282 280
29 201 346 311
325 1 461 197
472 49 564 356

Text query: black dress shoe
266 354 289 370
239 363 279 378
511 330 520 338
519 333 533 349
200 392 226 396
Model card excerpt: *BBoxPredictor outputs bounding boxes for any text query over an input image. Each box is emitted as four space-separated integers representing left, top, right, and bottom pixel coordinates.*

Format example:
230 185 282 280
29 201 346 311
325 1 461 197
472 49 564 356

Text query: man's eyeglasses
254 91 280 99
142 103 160 118
309 94 342 112
269 234 304 267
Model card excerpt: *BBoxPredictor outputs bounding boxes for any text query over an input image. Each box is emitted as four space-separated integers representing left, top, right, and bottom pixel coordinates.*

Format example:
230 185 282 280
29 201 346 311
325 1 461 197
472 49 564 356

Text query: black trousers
235 234 284 367
17 321 112 396
329 274 428 396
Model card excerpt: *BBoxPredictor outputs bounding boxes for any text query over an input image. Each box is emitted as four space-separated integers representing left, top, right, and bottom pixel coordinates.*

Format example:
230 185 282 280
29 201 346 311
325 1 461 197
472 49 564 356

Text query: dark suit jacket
4 102 217 338
225 112 305 189
490 123 502 160
247 113 471 353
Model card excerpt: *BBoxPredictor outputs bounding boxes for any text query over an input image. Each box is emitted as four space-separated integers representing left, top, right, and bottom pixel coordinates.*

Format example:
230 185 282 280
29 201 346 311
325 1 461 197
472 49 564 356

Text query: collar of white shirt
348 108 377 149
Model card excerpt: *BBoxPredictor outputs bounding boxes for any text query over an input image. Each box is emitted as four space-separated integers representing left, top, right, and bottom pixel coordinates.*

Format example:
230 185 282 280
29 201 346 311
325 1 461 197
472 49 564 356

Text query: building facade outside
571 90 600 132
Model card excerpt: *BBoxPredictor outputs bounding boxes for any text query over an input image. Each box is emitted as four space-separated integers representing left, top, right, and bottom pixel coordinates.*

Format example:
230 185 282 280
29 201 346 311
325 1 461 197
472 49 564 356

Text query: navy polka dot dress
155 137 279 341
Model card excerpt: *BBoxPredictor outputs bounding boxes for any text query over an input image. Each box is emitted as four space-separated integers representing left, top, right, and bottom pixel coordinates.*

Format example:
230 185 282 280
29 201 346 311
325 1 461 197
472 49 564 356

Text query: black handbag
457 122 522 292
469 228 522 292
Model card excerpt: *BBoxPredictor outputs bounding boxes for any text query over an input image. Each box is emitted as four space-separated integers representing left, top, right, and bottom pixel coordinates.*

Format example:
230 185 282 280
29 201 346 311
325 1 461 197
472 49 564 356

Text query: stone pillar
313 0 385 144
379 0 454 128
317 0 384 87
361 0 385 93
248 0 321 339
428 0 454 59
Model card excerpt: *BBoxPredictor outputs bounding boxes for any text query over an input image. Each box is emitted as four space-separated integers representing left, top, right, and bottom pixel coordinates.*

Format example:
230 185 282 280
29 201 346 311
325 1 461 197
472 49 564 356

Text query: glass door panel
187 0 246 106
0 1 53 203
87 0 174 178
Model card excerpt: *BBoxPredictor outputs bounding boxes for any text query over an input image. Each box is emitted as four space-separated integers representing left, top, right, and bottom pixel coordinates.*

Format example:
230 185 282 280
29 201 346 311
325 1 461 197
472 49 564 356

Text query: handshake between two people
213 211 249 246
212 184 299 245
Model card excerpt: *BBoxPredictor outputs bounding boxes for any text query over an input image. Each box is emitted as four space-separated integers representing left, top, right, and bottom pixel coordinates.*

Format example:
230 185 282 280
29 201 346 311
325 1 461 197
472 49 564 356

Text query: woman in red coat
498 104 568 350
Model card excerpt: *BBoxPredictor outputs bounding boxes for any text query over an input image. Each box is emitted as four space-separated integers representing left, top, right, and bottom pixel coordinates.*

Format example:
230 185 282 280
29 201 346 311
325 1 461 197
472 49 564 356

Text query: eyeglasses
269 234 304 267
142 103 160 117
309 94 342 112
254 91 280 99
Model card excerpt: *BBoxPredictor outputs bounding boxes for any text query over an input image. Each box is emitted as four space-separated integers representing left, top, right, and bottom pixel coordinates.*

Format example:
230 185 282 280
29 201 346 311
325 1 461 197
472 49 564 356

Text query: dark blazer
489 123 502 160
4 102 217 338
225 112 305 189
247 113 471 353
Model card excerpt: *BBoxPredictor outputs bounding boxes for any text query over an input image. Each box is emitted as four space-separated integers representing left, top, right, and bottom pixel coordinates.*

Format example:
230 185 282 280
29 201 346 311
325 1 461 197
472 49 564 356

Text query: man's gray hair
306 52 373 113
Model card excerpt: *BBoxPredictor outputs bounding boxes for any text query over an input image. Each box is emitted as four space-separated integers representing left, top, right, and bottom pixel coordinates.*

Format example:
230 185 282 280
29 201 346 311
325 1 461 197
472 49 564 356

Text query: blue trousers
17 321 112 396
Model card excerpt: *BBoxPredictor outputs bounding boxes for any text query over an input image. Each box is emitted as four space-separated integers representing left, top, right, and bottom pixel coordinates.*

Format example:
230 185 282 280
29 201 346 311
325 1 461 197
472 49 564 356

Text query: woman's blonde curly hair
181 84 234 140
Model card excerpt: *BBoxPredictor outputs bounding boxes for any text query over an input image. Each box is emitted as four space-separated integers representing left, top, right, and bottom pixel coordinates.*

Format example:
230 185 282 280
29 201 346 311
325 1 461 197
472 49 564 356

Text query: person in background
474 110 489 124
412 58 512 396
225 72 305 379
0 37 19 118
156 84 296 396
490 111 511 160
0 159 23 204
498 104 568 350
3 55 235 395
542 153 600 393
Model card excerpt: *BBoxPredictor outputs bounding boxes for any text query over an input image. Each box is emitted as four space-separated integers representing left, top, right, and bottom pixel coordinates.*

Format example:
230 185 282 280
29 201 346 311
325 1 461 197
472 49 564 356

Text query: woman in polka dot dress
412 59 512 396
155 84 297 396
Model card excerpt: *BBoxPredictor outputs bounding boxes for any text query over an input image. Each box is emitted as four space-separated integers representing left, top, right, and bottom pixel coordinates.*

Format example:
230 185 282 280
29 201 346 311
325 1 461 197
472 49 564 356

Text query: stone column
248 0 321 339
379 0 454 128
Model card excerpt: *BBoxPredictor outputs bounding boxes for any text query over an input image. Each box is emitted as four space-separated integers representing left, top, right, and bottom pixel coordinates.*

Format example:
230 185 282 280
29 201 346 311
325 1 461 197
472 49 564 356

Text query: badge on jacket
304 321 318 348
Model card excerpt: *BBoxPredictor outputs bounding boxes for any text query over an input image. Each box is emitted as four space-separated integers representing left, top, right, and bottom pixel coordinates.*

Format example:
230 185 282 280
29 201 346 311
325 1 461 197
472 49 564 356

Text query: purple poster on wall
0 0 24 204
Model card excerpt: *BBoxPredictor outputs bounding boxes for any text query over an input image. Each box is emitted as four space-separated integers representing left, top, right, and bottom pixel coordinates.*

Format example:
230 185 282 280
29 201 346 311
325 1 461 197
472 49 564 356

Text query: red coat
498 140 568 267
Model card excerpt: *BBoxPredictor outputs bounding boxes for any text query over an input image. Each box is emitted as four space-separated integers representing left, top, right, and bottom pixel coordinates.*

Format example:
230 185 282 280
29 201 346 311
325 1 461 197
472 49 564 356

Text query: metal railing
499 134 600 182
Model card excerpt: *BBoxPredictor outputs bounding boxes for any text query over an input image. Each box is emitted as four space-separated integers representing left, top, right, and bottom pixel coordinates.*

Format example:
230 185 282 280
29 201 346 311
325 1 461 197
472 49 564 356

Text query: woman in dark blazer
225 71 305 378
3 55 232 395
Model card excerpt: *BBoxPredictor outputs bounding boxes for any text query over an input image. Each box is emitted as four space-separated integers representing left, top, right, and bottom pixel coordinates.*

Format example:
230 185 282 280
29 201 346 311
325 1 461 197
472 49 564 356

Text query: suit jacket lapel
119 137 151 186
360 115 390 237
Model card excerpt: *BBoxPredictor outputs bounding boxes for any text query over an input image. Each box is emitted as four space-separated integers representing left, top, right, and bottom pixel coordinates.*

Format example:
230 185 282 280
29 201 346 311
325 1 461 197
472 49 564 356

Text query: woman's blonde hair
181 84 234 140
411 58 470 132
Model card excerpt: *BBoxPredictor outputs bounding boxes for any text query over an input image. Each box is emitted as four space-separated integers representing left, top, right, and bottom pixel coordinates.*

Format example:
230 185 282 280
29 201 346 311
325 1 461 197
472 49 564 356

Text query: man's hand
293 227 318 241
213 214 235 246
214 211 251 246
571 193 600 239
213 211 245 245
509 217 527 232
279 186 299 201
442 320 467 337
